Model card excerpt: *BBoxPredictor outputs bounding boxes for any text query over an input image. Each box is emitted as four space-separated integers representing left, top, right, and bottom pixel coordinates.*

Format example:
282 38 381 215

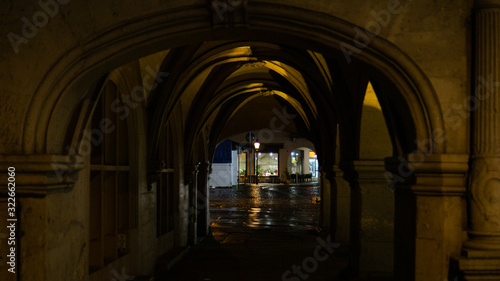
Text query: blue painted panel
213 140 232 163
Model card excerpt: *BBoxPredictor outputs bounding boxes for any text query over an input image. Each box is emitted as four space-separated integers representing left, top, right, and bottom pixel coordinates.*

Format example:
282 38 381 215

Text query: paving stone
157 184 349 280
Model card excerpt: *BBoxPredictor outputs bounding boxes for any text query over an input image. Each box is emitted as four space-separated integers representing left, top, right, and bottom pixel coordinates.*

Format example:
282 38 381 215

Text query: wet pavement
158 184 350 281
210 184 321 240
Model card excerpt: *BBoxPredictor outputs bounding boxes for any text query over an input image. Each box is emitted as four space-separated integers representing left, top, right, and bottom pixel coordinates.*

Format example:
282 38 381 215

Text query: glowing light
254 141 260 150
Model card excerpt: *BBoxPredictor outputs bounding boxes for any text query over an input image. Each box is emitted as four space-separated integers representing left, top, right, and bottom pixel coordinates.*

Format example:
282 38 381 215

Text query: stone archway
19 2 445 156
2 2 459 281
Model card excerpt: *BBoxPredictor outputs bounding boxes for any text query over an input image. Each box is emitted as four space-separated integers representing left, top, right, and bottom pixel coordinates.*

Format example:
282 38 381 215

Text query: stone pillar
197 162 210 238
359 161 392 274
334 165 350 252
458 2 500 279
279 148 289 183
341 161 394 278
248 149 255 184
185 164 198 245
319 164 336 236
0 155 85 281
386 154 469 281
340 162 361 278
302 149 310 175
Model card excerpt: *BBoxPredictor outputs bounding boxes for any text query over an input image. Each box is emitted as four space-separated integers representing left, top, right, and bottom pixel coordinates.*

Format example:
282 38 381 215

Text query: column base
463 249 500 258
457 237 500 279
455 255 500 281
463 231 500 253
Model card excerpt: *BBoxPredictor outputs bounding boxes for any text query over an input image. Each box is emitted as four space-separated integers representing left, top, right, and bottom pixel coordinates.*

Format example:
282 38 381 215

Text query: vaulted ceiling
145 40 343 162
143 39 415 164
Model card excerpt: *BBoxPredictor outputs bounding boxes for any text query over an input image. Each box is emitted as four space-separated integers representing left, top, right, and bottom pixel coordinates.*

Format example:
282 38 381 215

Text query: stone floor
157 184 352 281
210 183 321 236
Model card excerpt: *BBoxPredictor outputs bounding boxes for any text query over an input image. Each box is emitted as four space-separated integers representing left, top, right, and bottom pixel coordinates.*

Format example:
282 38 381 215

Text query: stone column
458 1 500 278
334 165 350 252
185 164 198 245
248 149 255 184
196 162 210 238
386 154 469 281
341 160 394 278
0 155 85 281
319 164 336 236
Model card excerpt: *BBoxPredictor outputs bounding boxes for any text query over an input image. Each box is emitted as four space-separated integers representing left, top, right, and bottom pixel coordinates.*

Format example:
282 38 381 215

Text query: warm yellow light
254 141 260 150
364 82 382 110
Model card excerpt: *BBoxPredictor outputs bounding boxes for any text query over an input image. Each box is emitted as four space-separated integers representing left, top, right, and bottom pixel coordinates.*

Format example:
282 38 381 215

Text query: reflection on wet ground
159 183 350 281
210 184 320 241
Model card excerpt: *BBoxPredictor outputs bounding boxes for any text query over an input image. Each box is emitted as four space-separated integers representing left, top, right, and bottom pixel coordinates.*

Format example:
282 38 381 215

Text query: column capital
352 160 387 181
338 160 388 188
197 162 210 173
385 154 469 196
0 154 84 197
147 159 165 190
476 0 500 8
319 164 336 182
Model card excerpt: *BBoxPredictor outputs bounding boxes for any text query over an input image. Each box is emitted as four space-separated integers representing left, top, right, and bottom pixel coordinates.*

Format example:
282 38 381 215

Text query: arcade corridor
1 1 499 281
158 183 352 281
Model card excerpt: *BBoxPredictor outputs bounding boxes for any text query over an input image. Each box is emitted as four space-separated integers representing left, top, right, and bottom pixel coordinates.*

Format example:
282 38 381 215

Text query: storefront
212 137 318 186
236 143 282 184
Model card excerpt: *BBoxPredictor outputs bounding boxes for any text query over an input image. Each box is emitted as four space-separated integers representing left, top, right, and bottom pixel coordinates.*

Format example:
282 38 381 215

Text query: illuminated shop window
256 152 279 176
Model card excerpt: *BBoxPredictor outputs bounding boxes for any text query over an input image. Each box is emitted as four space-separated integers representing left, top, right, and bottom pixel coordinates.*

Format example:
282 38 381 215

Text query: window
290 150 303 174
89 82 130 272
237 152 246 177
256 152 279 176
309 159 318 178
